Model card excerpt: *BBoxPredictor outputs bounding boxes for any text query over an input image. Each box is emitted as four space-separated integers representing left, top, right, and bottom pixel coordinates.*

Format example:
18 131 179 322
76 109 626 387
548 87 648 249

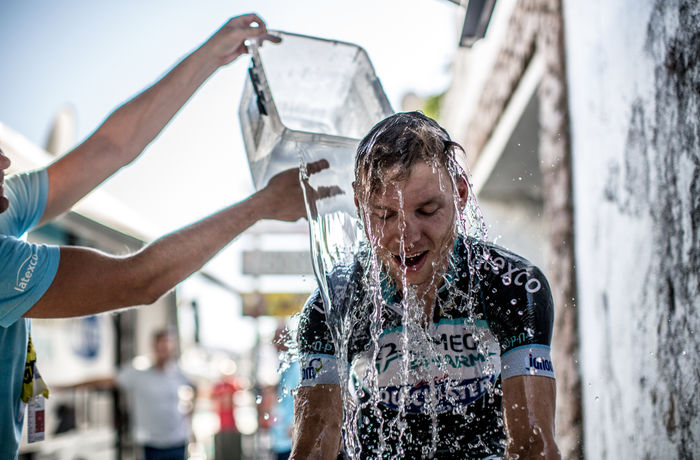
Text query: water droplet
255 395 262 405
263 413 270 420
510 299 517 305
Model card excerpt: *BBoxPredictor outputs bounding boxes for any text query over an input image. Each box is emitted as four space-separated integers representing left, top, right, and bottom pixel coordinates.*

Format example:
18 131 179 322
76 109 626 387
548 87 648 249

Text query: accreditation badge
21 335 50 443
27 394 46 442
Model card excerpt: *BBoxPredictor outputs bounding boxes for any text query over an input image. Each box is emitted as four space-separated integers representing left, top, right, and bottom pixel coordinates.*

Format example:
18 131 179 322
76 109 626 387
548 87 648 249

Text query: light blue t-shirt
1 169 60 458
116 364 193 447
270 360 300 454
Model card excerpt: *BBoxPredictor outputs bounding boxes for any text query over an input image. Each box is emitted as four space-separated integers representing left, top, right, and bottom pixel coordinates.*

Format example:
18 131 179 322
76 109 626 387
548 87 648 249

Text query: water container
239 31 394 216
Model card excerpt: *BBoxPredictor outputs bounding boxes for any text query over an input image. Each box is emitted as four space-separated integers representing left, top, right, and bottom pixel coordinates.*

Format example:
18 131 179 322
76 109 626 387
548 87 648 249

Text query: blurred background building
1 0 698 459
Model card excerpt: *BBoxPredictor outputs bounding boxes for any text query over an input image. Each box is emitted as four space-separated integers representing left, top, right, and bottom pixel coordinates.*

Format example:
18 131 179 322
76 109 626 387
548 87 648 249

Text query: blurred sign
242 250 313 275
242 292 310 317
71 315 101 359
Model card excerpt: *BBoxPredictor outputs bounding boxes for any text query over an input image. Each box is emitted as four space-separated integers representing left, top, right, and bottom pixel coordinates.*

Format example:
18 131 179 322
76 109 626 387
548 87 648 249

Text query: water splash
295 141 511 458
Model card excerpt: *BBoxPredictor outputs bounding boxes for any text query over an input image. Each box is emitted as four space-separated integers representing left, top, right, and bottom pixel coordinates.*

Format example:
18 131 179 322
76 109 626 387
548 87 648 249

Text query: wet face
358 161 467 295
0 148 11 214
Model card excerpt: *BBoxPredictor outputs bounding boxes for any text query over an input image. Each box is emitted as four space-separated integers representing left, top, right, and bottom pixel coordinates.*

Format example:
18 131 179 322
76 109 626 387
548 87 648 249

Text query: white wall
564 0 699 457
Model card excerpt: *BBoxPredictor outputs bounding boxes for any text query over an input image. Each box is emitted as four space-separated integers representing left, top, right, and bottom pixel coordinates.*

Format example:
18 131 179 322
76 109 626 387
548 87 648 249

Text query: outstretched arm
502 375 560 459
24 161 331 318
291 385 343 460
40 13 276 224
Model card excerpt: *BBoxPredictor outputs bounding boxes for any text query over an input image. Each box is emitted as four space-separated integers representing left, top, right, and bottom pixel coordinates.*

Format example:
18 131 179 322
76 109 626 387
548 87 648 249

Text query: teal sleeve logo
15 252 39 293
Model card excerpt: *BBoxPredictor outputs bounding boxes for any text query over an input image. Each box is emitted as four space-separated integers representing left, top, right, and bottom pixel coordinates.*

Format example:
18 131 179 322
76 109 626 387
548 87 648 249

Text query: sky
0 0 461 349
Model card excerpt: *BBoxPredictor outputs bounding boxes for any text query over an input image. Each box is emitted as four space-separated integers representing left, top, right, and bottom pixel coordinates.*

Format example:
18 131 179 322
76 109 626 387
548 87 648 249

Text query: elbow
86 128 127 161
116 280 165 308
137 284 168 306
132 276 172 306
117 255 173 307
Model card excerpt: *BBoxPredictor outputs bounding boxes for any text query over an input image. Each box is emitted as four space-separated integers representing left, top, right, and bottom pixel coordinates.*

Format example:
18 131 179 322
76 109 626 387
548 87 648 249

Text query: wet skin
359 161 468 300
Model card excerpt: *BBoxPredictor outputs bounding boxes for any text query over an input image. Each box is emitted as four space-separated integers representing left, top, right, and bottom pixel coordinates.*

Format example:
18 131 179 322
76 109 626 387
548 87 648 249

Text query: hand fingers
260 33 282 44
316 186 345 200
234 13 267 30
305 159 331 175
227 13 269 40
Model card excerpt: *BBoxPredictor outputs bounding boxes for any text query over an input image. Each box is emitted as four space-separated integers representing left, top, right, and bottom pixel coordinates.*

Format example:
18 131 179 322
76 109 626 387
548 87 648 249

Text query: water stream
295 150 506 458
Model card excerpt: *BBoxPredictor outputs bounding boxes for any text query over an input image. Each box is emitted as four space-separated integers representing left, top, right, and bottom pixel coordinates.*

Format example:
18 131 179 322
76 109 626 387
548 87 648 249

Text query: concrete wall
564 0 699 458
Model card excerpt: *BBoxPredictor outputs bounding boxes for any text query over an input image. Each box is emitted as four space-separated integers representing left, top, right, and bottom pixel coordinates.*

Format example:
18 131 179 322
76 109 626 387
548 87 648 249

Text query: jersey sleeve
297 289 340 387
478 249 556 381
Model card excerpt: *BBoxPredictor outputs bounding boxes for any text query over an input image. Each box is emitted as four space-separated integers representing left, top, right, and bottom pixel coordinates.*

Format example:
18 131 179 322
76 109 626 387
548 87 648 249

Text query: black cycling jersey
297 236 555 459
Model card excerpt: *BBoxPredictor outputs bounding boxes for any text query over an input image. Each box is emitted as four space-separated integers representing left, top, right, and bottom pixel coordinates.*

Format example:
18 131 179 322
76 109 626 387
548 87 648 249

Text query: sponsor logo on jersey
302 357 324 381
527 353 553 373
378 375 496 413
478 256 542 293
14 252 39 293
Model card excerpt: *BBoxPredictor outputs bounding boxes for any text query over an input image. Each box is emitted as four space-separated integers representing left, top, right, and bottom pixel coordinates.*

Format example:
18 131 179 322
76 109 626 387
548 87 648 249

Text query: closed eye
418 205 439 216
374 210 397 220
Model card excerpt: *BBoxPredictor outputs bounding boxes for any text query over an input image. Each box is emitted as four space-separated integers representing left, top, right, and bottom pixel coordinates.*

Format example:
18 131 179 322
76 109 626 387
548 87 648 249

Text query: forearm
506 434 559 460
55 377 116 391
128 191 270 304
97 43 219 159
25 190 274 318
42 45 222 223
291 385 343 460
40 14 273 223
503 376 560 459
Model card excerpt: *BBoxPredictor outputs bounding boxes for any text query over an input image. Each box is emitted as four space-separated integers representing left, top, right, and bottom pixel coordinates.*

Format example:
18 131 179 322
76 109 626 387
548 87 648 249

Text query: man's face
358 160 467 294
0 149 10 215
154 335 176 362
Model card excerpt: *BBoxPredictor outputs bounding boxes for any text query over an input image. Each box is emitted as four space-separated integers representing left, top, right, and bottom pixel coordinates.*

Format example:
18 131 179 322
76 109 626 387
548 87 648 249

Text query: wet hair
354 111 465 193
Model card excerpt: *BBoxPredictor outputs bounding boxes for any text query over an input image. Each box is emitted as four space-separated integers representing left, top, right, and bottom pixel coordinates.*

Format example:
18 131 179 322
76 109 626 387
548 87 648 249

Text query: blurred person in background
0 13 334 459
57 328 195 459
211 369 244 459
117 328 195 460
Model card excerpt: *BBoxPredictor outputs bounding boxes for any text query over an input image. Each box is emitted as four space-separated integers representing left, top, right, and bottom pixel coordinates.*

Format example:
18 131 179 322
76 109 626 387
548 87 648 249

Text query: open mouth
395 251 428 268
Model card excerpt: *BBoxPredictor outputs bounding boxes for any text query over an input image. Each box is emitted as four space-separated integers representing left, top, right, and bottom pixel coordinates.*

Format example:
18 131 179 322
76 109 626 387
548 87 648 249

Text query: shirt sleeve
479 250 556 381
0 237 60 327
0 170 50 237
0 169 59 327
297 289 340 387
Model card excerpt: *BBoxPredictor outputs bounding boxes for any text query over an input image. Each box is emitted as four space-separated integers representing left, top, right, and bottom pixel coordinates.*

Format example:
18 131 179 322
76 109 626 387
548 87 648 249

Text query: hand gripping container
239 31 394 217
239 31 394 331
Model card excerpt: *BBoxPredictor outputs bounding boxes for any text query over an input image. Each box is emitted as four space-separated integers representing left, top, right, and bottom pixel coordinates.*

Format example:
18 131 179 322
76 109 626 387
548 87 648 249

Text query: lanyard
21 335 50 443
